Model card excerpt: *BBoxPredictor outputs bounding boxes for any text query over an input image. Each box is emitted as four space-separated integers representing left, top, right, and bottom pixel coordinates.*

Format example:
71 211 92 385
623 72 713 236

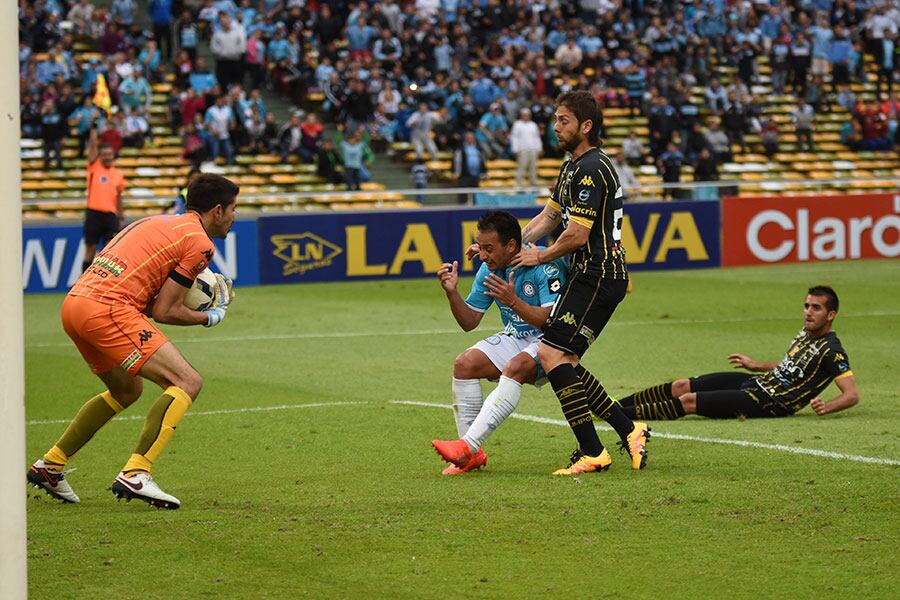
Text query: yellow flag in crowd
93 73 111 116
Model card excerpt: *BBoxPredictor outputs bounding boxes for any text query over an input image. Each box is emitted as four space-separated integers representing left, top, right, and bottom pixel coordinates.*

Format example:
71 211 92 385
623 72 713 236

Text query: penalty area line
25 401 369 426
389 400 900 467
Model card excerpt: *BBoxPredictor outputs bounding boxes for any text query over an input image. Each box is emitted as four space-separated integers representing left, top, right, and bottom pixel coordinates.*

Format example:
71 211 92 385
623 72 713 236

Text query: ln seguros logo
271 232 343 276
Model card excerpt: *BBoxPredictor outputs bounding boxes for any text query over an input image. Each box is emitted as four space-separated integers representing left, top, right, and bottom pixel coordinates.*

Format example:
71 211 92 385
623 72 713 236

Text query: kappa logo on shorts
121 350 142 371
522 282 536 297
138 330 154 347
559 312 578 326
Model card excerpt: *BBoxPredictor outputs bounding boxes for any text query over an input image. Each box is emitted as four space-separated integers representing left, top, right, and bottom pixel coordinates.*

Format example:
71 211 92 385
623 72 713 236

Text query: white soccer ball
183 268 219 311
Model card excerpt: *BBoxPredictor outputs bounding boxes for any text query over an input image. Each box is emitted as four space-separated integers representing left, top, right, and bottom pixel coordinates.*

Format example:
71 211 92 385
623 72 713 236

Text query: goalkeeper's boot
441 448 487 475
432 438 478 468
111 471 180 510
552 448 612 475
621 422 651 470
27 459 80 503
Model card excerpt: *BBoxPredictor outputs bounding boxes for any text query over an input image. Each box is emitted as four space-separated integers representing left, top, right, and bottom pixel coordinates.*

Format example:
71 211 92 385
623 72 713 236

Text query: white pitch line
24 310 900 349
389 400 900 467
26 398 900 466
25 401 368 426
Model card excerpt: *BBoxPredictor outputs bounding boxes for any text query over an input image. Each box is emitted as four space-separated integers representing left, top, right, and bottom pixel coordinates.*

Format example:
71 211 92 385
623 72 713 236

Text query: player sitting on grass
431 210 568 474
27 174 238 509
618 286 859 420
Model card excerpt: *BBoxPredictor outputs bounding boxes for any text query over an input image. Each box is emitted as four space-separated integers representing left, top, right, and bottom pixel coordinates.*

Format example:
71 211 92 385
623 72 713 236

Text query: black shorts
83 209 120 246
690 372 792 419
542 273 628 358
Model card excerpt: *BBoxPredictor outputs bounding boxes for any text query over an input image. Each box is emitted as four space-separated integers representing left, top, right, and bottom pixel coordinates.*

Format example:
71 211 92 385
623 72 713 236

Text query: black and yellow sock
619 383 684 420
575 364 634 441
43 391 124 471
123 386 192 474
547 364 603 457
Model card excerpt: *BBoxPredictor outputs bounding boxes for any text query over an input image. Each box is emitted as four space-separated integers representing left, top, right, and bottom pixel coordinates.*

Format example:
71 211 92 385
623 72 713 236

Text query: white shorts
470 332 547 387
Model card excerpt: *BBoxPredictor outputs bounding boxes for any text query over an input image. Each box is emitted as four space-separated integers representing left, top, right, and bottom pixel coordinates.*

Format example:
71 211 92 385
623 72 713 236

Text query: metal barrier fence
22 176 900 213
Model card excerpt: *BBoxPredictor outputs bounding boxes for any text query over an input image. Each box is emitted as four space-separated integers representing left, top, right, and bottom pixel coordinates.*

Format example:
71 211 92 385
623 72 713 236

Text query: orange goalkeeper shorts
61 295 168 375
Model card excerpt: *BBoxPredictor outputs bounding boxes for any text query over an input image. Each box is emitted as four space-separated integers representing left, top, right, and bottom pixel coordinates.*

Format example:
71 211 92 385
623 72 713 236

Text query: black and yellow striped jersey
548 147 628 279
753 330 853 411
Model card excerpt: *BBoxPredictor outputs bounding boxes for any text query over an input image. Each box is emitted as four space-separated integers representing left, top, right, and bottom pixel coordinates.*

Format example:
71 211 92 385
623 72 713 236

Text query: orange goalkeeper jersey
70 212 215 310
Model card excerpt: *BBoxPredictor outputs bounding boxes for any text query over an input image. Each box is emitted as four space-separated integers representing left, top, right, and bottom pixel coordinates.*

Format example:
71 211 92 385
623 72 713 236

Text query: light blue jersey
466 252 568 339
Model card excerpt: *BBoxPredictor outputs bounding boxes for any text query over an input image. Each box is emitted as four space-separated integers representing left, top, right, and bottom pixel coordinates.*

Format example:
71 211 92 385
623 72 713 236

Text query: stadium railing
21 176 900 216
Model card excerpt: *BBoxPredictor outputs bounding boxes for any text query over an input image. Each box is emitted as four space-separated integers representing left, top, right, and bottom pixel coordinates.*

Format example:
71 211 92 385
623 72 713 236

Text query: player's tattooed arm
521 204 562 245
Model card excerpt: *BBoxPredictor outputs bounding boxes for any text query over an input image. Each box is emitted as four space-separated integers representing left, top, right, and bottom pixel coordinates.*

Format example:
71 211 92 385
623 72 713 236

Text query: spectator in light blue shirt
267 28 291 62
68 96 99 156
213 0 238 18
110 0 137 26
442 0 460 23
44 0 66 16
238 0 257 28
546 29 567 50
35 58 66 86
346 18 377 54
828 27 854 89
138 41 162 76
470 74 499 108
239 88 267 121
315 57 335 89
578 28 603 55
499 29 526 50
340 130 368 190
811 15 834 79
759 8 782 41
524 31 544 55
434 38 453 73
119 67 153 114
189 57 218 93
476 103 509 159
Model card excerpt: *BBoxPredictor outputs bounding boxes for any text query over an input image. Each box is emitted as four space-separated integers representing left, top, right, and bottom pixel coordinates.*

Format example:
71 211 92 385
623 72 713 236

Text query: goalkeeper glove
204 307 226 327
204 275 234 328
214 273 235 306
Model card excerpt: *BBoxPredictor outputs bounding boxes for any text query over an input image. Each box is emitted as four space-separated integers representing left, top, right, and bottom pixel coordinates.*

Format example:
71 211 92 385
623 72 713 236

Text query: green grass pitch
24 259 899 599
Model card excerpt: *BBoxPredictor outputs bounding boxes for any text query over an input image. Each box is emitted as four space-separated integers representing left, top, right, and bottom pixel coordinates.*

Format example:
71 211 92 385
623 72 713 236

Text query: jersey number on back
613 206 623 243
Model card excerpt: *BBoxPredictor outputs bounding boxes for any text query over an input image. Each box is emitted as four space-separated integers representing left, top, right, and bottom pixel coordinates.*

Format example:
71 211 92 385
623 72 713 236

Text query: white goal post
0 0 28 597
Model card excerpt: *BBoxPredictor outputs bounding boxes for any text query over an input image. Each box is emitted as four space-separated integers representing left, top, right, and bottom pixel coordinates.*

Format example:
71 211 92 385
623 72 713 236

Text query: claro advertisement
722 193 900 266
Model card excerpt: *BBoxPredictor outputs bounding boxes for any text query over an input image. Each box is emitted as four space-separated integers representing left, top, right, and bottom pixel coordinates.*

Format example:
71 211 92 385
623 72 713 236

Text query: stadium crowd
17 0 900 193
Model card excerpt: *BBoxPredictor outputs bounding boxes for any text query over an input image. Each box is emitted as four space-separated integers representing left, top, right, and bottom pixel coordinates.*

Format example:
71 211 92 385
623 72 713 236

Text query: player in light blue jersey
431 211 568 475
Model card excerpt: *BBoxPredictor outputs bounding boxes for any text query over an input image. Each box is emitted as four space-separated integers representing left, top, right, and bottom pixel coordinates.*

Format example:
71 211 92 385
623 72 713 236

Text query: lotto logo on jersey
578 175 594 187
549 279 561 293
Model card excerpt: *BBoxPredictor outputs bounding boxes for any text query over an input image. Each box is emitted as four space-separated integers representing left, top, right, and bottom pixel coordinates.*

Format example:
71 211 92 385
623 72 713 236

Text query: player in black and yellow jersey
512 90 649 475
619 286 859 420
